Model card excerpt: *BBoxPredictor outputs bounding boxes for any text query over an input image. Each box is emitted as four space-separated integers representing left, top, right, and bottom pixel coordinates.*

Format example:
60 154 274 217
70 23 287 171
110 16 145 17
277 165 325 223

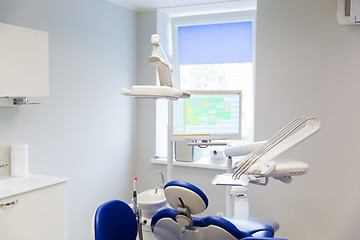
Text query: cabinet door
0 183 67 240
0 22 49 97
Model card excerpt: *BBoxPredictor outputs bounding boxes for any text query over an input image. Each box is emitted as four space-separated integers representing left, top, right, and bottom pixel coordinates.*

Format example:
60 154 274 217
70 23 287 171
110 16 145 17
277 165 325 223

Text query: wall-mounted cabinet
0 22 49 100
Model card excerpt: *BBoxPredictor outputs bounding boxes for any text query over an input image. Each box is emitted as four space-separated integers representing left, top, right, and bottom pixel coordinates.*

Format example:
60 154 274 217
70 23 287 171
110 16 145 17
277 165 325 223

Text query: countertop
0 174 68 199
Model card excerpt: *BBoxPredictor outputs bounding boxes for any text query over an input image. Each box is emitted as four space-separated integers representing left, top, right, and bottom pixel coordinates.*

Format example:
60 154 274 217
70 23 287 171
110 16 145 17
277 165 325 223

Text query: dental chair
91 200 137 240
151 181 287 240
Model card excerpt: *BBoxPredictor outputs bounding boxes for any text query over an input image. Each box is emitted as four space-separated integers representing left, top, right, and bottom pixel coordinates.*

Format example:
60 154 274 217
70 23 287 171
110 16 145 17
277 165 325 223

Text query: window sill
151 156 229 170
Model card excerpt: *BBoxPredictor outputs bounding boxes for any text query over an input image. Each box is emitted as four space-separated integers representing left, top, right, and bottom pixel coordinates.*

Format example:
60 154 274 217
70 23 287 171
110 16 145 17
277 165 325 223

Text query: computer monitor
170 90 242 141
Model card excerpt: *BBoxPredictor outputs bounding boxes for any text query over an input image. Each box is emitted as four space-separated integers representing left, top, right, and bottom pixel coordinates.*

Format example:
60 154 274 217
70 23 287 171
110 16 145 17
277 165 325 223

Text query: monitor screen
170 90 242 141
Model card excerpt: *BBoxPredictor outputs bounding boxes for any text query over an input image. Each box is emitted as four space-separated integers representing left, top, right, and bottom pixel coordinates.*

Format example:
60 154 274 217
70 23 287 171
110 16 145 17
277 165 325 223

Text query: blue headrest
94 200 137 240
165 180 209 209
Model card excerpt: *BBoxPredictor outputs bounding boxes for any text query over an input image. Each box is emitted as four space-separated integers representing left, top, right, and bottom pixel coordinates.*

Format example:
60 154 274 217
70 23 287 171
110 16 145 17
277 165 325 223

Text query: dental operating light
121 34 190 99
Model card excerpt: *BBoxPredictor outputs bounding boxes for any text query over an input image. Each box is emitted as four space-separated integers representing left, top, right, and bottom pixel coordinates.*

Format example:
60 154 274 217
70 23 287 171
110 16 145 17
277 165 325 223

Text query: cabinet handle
0 199 18 207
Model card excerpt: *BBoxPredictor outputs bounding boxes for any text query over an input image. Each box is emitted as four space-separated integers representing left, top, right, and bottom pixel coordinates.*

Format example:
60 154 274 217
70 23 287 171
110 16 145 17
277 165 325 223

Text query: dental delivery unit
213 116 321 186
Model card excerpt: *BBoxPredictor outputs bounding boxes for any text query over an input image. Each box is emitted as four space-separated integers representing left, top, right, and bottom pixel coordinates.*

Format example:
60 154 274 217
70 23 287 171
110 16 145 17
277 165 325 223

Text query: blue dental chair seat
91 200 137 240
151 180 287 240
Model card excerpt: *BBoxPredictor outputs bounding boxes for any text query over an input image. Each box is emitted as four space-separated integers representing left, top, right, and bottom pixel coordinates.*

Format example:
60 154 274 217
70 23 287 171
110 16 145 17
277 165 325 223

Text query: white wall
253 0 360 239
0 0 137 239
136 1 360 240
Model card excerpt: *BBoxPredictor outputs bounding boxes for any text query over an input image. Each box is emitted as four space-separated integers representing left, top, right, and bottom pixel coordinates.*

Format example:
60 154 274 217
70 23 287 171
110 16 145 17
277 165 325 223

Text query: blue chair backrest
94 200 137 240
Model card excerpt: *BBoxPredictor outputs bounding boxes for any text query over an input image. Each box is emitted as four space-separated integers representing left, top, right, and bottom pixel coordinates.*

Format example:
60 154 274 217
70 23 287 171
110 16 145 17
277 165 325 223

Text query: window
156 10 256 158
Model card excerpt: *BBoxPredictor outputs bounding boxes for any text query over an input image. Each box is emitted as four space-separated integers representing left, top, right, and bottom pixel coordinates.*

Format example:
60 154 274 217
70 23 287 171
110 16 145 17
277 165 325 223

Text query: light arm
148 34 173 87
121 34 190 99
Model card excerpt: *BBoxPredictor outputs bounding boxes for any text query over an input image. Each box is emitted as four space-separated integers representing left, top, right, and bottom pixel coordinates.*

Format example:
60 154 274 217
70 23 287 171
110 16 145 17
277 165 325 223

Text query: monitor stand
187 140 227 147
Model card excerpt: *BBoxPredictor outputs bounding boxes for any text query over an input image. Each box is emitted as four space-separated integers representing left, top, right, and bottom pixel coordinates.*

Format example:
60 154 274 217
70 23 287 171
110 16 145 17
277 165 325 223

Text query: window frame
155 10 257 159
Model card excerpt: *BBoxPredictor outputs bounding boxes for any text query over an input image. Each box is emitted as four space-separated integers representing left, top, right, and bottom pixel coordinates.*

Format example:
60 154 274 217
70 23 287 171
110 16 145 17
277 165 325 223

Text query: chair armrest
242 238 288 240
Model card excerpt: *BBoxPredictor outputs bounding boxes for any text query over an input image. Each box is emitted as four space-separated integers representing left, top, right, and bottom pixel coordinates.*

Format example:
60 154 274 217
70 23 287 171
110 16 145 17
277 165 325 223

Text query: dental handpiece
133 178 138 214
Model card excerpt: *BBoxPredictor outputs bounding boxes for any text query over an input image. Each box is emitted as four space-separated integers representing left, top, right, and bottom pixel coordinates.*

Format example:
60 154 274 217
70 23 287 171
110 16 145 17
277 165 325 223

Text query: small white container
234 194 249 219
10 144 29 177
230 186 249 219
210 149 226 163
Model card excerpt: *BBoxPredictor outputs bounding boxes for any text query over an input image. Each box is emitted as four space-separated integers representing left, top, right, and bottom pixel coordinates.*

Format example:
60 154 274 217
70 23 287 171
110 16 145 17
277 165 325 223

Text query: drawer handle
0 199 18 207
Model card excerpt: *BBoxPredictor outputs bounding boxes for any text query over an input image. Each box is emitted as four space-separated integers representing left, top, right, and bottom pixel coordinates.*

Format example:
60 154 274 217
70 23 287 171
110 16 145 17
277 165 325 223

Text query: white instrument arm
220 117 320 185
224 141 267 157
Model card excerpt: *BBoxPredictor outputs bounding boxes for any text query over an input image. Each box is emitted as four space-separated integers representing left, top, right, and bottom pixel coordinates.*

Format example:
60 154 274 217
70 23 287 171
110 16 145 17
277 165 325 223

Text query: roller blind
178 21 252 64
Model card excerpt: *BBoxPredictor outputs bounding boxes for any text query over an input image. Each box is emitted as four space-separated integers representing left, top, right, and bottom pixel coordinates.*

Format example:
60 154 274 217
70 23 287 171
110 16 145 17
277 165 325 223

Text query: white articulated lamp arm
148 34 173 87
121 34 190 100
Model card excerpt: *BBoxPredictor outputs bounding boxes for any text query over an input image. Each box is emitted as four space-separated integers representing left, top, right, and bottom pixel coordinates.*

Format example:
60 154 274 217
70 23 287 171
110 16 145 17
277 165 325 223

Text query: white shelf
151 156 245 171
151 156 227 170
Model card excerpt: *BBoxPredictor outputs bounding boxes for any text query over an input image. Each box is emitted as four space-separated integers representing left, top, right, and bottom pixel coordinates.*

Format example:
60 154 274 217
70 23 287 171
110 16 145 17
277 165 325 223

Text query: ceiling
107 0 252 12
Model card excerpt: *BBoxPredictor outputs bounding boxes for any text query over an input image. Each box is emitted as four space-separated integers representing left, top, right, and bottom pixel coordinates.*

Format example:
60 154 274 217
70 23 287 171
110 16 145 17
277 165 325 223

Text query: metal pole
167 101 174 181
226 156 233 217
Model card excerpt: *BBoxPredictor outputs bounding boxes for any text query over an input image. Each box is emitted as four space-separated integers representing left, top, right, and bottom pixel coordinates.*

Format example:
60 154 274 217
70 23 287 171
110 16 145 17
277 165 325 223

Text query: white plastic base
212 173 249 186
